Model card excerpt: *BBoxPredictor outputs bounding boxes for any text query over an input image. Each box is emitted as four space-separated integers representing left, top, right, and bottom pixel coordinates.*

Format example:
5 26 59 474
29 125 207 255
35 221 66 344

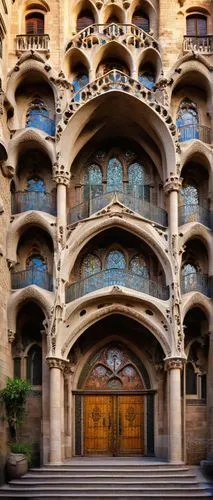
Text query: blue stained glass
27 178 45 193
107 158 123 192
182 263 198 290
73 74 89 102
27 255 47 271
105 250 126 270
81 253 101 278
130 255 149 277
139 72 155 90
183 263 197 276
176 100 199 142
84 164 102 185
181 184 199 206
128 163 146 184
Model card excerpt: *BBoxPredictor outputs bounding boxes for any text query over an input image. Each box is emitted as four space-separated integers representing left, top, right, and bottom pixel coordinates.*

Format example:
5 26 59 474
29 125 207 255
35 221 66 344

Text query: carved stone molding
164 358 185 371
164 175 182 194
46 357 68 371
8 329 16 343
53 163 71 186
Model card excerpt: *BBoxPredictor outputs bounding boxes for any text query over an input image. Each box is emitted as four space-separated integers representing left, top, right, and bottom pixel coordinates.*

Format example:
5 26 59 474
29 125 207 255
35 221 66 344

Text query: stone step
0 492 212 499
30 466 192 474
10 476 198 484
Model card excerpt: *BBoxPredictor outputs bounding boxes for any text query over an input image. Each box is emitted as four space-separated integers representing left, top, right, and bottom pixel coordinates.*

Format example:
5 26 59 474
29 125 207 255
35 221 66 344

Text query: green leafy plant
9 442 32 465
0 378 31 442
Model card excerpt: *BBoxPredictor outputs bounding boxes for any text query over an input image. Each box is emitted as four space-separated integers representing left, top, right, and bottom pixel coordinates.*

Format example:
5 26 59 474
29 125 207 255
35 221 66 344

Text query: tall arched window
176 99 199 142
27 345 42 385
186 362 197 395
25 13 44 35
107 158 123 192
84 164 103 200
128 163 150 200
186 14 207 37
81 254 101 278
72 70 89 102
130 255 149 277
105 250 126 270
26 98 55 136
77 9 95 32
132 9 149 32
182 263 198 292
180 182 199 222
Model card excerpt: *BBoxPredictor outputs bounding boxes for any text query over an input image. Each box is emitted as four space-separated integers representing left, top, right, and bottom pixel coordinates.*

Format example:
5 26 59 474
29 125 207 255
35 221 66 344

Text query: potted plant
0 377 32 479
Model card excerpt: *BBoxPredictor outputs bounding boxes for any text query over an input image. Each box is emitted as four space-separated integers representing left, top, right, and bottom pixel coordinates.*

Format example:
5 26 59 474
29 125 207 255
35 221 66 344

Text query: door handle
119 416 122 435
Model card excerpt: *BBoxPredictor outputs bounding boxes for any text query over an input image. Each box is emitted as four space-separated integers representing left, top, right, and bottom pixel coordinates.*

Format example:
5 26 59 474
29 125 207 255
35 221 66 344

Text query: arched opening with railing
179 161 209 227
66 227 169 303
11 227 54 292
181 238 209 297
11 148 56 216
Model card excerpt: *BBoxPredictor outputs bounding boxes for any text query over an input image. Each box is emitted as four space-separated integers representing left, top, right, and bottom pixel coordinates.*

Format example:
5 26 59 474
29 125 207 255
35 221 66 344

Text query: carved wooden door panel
118 395 144 455
84 395 113 455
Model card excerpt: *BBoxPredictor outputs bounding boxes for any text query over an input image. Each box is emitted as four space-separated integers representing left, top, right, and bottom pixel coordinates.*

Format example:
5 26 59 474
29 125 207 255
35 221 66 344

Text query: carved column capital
53 163 70 186
46 356 68 371
8 329 16 343
164 358 185 371
164 175 182 194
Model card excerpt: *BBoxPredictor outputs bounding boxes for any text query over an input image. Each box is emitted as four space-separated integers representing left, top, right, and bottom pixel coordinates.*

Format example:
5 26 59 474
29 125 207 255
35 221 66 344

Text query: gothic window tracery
176 99 199 142
180 182 199 222
130 255 149 277
84 164 103 199
105 250 126 270
106 157 123 192
182 263 198 291
128 162 150 200
81 253 101 278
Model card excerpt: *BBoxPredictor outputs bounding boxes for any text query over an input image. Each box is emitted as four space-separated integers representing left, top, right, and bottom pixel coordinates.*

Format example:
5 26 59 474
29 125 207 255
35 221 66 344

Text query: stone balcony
181 273 212 298
11 268 53 291
177 124 211 145
67 191 168 227
178 205 211 229
66 23 159 53
183 35 213 54
11 191 56 216
66 269 169 303
16 34 50 54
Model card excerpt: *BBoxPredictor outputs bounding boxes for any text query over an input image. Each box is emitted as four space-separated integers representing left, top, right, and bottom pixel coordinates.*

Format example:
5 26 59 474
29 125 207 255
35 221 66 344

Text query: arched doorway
75 342 154 456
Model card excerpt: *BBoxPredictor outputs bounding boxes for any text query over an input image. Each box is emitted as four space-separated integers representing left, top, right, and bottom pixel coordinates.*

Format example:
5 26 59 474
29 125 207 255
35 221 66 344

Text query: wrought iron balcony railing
11 268 53 292
66 268 169 303
67 190 168 227
26 112 55 136
66 23 159 52
179 205 210 228
177 124 211 144
183 36 213 54
12 191 56 216
181 273 212 297
16 34 50 53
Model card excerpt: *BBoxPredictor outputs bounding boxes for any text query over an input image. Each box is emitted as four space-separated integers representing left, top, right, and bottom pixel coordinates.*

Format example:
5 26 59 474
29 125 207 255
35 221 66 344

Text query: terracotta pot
6 453 28 480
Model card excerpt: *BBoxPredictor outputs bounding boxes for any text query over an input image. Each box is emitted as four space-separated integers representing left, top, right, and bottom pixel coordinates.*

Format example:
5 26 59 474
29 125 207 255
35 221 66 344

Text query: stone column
165 358 184 463
64 370 73 458
53 162 71 245
47 357 66 464
164 176 182 237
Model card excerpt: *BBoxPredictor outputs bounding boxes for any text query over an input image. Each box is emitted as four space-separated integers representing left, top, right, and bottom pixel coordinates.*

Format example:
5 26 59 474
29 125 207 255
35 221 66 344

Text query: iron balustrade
66 268 169 303
11 268 53 291
179 205 210 228
16 34 50 52
177 124 211 144
183 36 213 54
66 23 159 52
12 191 56 216
181 273 211 297
67 190 168 227
26 112 55 136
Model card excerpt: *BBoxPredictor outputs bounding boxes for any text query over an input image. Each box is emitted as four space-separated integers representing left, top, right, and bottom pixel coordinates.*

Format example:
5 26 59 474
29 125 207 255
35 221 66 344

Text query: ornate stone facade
0 0 212 476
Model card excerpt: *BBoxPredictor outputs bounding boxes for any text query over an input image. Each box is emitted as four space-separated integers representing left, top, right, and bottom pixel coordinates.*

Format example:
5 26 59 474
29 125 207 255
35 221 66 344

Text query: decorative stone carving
164 175 182 194
53 163 70 186
46 357 67 371
8 329 16 343
165 358 185 371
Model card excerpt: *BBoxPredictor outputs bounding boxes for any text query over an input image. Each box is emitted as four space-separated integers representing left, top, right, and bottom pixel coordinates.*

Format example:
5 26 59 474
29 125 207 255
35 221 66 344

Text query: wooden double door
84 394 144 456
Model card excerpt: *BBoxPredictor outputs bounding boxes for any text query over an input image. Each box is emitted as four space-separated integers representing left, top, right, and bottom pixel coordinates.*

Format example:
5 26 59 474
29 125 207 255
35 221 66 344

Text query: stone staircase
0 459 212 499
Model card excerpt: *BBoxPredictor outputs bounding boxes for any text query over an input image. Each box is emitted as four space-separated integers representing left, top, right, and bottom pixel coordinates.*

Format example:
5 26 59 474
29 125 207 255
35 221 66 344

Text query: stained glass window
182 263 198 291
105 250 126 269
128 163 150 199
176 100 199 142
139 72 155 90
81 253 101 278
84 164 103 200
27 177 45 193
107 158 123 192
73 74 89 102
181 184 199 206
27 255 47 271
130 255 149 277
